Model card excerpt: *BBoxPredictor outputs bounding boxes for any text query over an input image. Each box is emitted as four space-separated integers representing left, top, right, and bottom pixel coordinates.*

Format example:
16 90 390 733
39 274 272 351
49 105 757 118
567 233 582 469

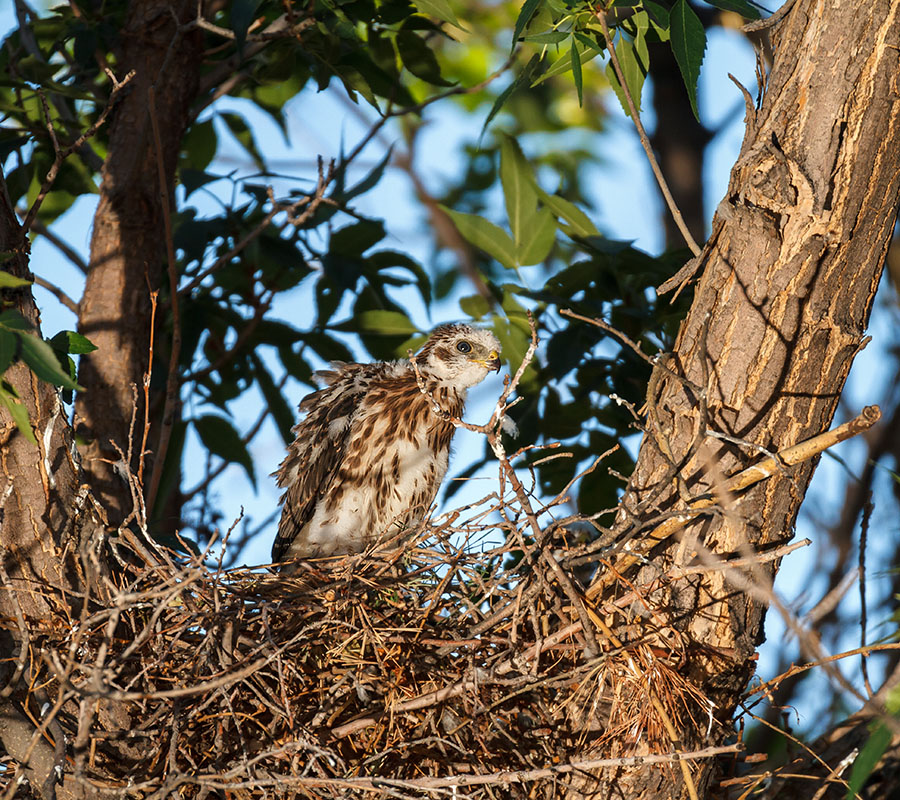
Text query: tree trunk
75 0 203 527
580 0 900 796
0 178 105 799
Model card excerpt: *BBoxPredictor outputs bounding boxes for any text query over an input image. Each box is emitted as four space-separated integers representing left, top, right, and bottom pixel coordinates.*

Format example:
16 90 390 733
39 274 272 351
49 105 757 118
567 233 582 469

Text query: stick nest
10 494 714 799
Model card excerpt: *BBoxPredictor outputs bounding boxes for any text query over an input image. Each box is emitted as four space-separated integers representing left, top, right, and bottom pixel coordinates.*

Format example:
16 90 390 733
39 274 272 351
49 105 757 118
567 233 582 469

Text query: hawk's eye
456 341 472 354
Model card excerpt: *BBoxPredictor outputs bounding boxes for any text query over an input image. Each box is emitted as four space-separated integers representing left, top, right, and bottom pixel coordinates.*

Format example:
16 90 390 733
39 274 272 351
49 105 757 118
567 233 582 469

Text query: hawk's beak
484 351 501 373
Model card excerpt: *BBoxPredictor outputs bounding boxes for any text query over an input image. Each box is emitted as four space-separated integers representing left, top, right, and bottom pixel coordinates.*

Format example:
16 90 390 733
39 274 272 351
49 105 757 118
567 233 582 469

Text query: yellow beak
482 350 501 373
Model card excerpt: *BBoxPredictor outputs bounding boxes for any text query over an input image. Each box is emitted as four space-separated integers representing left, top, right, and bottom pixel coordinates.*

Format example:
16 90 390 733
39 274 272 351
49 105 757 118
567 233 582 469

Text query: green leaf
706 0 761 20
531 186 599 237
604 27 649 118
180 119 218 173
522 31 570 44
0 382 36 444
18 332 81 390
352 310 419 336
670 0 707 121
220 112 267 170
516 207 556 265
460 294 491 319
0 272 32 288
193 414 256 487
340 145 393 203
49 330 97 355
644 0 670 29
0 310 33 331
500 137 538 243
441 207 517 269
411 0 464 30
571 43 583 105
532 39 603 87
481 55 541 139
846 721 893 799
397 29 454 86
512 0 543 51
180 169 221 197
0 330 16 373
330 220 386 256
231 0 260 52
250 352 295 444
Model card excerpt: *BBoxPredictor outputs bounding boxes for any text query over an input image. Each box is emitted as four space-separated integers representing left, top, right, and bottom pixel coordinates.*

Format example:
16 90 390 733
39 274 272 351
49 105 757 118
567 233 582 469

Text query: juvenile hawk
272 324 501 564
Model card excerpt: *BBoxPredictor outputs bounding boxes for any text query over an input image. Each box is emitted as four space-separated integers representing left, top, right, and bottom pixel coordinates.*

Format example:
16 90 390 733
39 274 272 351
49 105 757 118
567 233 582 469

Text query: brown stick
586 405 882 600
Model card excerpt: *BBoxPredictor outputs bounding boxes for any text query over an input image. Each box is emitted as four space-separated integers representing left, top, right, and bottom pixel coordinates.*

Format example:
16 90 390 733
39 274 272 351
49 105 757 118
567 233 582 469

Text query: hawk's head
417 324 501 388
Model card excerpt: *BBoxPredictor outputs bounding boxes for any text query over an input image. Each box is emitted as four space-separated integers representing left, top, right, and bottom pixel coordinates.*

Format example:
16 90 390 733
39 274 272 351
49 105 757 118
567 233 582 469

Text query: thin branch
31 275 79 314
21 69 135 233
596 11 702 257
25 217 89 274
586 404 883 600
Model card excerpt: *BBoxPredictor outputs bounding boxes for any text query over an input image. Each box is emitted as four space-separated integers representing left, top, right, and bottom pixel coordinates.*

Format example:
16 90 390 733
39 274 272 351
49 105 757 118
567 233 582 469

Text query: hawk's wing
271 362 378 563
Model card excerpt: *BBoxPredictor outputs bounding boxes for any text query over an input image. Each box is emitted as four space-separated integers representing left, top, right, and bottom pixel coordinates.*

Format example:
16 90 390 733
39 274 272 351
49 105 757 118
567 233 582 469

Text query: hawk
272 324 501 564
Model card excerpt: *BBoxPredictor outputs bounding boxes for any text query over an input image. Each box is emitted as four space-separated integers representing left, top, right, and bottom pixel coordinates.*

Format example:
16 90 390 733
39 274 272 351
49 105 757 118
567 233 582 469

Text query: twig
138 290 158 487
192 744 743 791
21 69 135 233
586 405 882 599
32 275 79 314
24 218 89 274
596 11 701 257
742 0 799 33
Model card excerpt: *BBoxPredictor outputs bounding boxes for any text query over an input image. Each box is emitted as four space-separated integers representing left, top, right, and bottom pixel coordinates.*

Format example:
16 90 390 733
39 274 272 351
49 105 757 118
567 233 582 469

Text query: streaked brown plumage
272 324 501 565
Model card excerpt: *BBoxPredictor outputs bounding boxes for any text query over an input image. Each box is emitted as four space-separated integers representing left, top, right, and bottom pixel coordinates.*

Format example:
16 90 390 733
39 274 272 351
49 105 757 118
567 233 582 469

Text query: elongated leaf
0 272 32 288
706 0 761 20
0 382 36 444
220 112 267 169
231 0 260 53
193 414 256 487
604 32 648 117
531 39 603 87
460 294 491 320
341 145 394 203
571 44 583 105
441 207 517 269
644 0 670 29
0 330 15 374
670 0 706 120
250 352 295 444
516 207 556 265
522 31 570 44
397 30 454 86
49 330 97 355
412 0 464 30
352 310 419 336
500 137 538 243
19 332 81 390
512 0 543 51
481 55 541 138
0 310 32 330
846 721 893 799
531 186 599 237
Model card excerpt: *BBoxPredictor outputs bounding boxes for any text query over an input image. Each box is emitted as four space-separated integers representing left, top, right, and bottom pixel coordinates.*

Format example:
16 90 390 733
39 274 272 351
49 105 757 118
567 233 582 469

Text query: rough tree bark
0 182 106 799
580 1 900 797
75 0 203 527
